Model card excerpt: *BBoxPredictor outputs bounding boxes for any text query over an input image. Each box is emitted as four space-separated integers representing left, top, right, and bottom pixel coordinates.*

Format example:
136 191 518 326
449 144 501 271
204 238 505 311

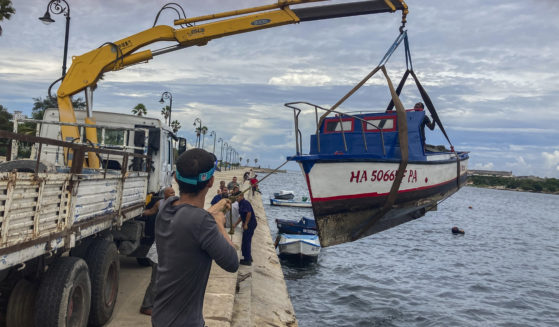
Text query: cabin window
97 129 125 146
363 116 396 132
324 118 354 133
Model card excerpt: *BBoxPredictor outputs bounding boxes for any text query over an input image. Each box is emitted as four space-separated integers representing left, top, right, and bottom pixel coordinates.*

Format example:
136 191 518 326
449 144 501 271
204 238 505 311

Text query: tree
0 104 12 131
170 120 181 133
32 96 86 120
0 105 12 155
195 126 208 148
161 105 171 125
246 158 249 165
201 126 208 149
254 158 258 166
132 103 147 117
0 0 15 37
239 157 243 166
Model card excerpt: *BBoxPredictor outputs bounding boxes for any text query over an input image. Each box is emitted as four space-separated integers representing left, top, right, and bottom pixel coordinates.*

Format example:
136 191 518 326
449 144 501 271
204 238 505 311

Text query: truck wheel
0 159 47 173
84 240 119 326
6 279 36 327
35 257 91 327
69 239 93 259
136 257 152 267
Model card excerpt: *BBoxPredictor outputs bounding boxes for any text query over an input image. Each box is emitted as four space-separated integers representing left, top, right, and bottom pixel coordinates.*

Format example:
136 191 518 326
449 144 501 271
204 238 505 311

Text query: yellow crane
56 0 408 168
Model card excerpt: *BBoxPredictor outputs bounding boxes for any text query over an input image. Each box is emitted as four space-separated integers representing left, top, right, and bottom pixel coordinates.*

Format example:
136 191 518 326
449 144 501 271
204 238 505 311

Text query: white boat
269 198 312 208
278 234 321 259
283 32 469 247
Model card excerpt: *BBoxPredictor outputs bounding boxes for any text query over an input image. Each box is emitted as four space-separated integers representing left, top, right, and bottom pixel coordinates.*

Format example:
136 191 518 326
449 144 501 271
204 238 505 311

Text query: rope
240 160 289 195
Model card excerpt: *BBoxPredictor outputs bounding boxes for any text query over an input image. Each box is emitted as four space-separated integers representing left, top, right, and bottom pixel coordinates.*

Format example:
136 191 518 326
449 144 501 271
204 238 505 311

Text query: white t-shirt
225 201 240 228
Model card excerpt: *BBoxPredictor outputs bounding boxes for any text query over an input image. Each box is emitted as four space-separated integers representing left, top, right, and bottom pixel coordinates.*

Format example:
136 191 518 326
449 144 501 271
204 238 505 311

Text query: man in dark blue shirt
234 191 257 265
210 188 223 205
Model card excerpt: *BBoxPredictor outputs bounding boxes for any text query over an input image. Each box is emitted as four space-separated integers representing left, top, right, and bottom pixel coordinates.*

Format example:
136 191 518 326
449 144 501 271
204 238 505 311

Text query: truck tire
69 238 93 259
136 257 152 267
6 279 36 327
84 240 119 326
34 257 91 327
0 159 47 173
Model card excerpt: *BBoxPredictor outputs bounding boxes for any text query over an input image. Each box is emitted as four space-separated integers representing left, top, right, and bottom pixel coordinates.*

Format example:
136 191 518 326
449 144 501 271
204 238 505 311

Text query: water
258 170 559 327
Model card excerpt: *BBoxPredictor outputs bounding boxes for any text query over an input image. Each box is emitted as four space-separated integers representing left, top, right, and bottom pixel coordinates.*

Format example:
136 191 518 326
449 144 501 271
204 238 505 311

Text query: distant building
468 170 513 177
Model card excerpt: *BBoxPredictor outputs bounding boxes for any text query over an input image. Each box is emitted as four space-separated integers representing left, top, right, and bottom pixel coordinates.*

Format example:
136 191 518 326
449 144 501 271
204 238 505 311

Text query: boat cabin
309 108 433 161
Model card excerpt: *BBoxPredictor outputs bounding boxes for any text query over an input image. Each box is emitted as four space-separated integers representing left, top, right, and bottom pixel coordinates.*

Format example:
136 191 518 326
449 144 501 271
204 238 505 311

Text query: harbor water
258 170 559 327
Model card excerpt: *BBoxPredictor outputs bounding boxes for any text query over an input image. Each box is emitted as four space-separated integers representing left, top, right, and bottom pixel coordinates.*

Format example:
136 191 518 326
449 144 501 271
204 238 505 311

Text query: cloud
269 69 331 86
473 162 494 170
542 150 559 176
2 1 559 176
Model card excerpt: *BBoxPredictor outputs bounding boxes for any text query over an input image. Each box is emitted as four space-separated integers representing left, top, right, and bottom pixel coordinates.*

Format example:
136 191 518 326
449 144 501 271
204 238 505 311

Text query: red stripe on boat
311 178 457 202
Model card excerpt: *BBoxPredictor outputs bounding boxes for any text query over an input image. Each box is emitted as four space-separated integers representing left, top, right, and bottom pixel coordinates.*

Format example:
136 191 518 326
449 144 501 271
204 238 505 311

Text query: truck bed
0 170 148 270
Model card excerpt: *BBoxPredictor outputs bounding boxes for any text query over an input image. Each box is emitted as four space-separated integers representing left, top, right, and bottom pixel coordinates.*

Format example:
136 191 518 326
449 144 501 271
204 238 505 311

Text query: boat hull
297 156 468 246
274 192 295 200
278 234 321 258
276 217 317 235
269 198 312 208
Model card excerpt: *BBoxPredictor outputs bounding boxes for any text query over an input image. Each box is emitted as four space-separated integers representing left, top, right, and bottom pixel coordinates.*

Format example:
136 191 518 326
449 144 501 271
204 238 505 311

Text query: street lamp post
225 146 230 171
209 131 216 154
218 138 224 169
39 0 71 78
222 142 228 169
193 118 202 148
227 147 234 171
159 91 172 126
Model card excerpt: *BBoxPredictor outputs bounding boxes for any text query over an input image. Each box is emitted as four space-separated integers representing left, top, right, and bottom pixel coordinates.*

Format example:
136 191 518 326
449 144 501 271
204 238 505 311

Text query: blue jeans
241 227 255 261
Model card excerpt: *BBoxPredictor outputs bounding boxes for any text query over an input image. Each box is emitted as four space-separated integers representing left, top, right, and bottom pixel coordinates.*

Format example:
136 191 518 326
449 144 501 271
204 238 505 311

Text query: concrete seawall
108 169 297 326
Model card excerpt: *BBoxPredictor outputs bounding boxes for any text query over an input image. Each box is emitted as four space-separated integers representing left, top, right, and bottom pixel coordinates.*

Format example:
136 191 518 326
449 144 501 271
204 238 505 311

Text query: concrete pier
107 169 297 326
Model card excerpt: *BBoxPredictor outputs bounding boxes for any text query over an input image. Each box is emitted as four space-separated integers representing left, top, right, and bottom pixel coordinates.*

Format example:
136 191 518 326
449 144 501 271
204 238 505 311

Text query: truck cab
40 108 180 193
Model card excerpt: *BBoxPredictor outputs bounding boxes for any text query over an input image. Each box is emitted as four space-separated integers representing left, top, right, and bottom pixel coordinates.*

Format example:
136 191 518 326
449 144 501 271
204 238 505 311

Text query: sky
1 0 559 177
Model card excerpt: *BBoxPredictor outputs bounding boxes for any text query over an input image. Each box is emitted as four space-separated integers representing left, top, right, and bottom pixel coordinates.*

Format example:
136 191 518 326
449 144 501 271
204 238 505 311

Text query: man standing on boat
415 102 436 144
234 191 257 266
152 149 239 327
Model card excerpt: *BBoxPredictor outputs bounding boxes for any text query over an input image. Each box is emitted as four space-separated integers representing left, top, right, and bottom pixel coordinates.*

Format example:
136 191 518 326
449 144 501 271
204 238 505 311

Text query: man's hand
243 223 248 231
212 211 227 227
208 198 231 215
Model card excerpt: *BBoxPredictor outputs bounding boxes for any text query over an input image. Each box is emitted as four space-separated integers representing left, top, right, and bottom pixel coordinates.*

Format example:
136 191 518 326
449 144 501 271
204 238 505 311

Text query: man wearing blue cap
152 149 239 327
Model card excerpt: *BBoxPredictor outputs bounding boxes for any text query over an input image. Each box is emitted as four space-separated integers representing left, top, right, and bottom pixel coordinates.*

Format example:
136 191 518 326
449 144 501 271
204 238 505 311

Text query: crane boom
56 0 407 168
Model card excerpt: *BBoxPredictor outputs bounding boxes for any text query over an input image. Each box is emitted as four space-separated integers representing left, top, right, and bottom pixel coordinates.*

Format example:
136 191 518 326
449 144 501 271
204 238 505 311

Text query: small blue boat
276 217 317 235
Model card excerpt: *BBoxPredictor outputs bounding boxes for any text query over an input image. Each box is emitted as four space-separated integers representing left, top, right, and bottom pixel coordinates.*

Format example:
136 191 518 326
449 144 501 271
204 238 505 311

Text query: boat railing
284 102 387 156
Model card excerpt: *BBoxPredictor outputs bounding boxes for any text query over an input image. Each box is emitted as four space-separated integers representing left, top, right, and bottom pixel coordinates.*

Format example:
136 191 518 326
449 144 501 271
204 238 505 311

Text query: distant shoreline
468 175 559 195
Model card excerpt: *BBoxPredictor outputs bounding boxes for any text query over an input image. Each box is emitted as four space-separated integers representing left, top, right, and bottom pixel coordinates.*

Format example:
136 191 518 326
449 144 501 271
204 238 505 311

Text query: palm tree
254 158 258 167
200 126 208 149
239 157 242 166
132 103 147 116
246 158 249 166
194 126 208 148
171 120 181 133
161 105 171 125
0 0 15 37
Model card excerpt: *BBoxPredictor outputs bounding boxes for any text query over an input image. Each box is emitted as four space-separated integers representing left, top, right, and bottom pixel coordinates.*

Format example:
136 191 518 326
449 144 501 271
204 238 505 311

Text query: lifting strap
351 66 408 241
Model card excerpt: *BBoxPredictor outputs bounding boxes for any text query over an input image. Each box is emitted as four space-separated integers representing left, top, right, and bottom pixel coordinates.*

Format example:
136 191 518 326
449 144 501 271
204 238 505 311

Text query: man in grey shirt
152 149 239 327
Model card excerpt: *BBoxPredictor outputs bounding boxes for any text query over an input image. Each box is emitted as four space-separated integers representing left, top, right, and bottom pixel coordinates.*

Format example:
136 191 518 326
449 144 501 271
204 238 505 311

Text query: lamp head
159 97 165 104
39 11 55 24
